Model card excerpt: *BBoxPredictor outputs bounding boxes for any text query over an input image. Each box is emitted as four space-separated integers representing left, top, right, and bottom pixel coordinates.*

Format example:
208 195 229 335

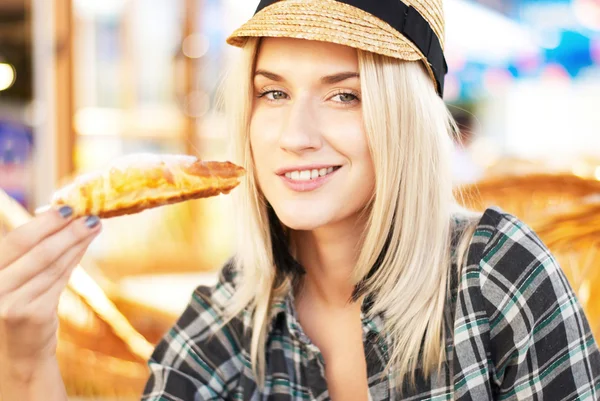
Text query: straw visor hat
227 0 448 97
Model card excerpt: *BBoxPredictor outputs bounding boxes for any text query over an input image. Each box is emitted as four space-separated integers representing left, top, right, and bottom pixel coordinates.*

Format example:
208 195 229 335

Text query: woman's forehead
255 38 359 73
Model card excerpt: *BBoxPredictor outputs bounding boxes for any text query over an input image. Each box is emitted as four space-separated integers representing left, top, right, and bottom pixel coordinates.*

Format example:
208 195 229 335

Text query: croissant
51 154 245 218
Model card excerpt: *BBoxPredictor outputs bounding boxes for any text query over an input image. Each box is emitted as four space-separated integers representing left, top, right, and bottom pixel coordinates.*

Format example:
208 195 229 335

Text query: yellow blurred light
578 280 591 307
0 63 16 91
182 33 209 59
572 162 589 178
594 166 600 181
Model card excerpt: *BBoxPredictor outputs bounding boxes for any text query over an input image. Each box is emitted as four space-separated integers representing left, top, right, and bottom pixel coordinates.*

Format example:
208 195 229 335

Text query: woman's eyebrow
320 72 360 85
254 70 284 82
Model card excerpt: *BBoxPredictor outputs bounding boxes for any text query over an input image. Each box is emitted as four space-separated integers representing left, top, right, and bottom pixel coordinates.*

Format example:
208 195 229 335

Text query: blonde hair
223 38 481 390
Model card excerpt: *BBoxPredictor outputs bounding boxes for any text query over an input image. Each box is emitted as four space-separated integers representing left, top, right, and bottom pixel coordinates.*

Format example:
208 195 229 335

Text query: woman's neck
292 216 366 308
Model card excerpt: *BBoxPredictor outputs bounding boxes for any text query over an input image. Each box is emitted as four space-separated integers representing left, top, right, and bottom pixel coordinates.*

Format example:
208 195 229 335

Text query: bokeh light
0 63 16 91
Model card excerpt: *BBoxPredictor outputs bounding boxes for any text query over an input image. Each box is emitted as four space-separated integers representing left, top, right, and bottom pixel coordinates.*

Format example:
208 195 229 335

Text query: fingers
0 230 96 332
0 206 75 269
9 233 96 313
0 216 101 296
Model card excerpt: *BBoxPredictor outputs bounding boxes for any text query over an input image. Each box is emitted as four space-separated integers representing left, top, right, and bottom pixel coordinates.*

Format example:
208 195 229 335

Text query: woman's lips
277 166 341 192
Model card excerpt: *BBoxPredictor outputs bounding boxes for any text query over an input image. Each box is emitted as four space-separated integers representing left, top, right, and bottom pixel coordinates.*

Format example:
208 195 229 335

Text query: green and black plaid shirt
142 207 600 400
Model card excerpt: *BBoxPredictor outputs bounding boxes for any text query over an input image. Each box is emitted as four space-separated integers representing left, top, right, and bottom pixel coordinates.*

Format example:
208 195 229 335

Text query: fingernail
58 205 73 219
84 215 100 228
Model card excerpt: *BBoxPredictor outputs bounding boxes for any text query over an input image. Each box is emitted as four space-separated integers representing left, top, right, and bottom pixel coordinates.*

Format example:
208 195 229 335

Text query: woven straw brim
226 0 439 94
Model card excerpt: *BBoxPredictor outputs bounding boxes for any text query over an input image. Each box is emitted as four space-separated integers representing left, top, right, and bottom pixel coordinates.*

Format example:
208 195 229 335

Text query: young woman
1 1 598 400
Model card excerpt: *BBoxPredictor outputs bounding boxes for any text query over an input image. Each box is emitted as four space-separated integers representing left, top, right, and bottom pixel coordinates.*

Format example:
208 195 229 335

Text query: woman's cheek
249 115 277 181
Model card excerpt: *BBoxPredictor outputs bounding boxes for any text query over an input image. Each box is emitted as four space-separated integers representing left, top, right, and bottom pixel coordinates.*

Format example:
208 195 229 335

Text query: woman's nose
278 98 322 153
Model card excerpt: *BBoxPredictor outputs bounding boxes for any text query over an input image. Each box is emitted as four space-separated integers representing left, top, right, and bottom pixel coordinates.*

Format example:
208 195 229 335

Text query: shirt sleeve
141 264 246 401
478 208 600 400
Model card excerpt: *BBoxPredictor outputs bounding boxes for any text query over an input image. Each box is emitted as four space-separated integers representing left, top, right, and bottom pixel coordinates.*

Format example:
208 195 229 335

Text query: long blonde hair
224 38 480 389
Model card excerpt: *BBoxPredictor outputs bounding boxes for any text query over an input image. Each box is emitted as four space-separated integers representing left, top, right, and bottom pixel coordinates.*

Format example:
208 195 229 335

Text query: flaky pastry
51 154 245 218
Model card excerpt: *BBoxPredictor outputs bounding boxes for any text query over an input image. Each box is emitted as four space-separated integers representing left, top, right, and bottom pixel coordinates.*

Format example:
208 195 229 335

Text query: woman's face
250 38 375 231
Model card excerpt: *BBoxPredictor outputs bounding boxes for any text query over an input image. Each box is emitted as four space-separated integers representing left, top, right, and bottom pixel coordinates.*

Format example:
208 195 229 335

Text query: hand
0 206 101 378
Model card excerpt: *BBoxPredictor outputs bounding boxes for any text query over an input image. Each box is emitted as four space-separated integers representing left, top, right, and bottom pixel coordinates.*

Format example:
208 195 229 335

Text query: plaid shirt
142 207 600 400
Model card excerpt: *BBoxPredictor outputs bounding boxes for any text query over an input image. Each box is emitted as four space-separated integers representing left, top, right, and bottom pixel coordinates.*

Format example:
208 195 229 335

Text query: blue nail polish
85 215 100 228
58 205 73 219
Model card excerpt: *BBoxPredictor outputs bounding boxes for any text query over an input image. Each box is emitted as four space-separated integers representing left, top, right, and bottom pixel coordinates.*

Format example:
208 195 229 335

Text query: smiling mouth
283 166 341 181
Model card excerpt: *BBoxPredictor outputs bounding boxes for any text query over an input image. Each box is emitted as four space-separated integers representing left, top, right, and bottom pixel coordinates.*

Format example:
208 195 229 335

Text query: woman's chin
273 207 332 231
278 216 325 231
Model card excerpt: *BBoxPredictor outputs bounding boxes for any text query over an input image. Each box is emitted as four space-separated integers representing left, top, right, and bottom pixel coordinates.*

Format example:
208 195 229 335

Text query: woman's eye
332 93 358 103
263 90 288 100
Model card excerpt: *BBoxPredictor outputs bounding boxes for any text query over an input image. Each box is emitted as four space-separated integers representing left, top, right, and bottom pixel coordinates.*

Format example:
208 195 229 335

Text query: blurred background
0 0 599 399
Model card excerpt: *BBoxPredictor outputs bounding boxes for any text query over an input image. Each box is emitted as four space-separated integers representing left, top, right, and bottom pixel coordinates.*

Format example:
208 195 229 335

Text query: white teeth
284 167 338 181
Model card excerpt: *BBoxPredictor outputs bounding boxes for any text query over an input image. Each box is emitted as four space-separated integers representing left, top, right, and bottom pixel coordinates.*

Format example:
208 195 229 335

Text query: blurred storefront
445 0 600 176
3 0 257 281
0 0 33 209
